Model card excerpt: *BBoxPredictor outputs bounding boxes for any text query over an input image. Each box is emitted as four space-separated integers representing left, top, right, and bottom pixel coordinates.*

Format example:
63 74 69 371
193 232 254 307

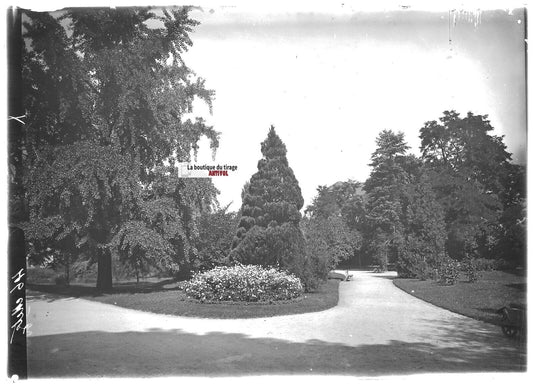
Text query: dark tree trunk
96 249 113 292
65 253 70 285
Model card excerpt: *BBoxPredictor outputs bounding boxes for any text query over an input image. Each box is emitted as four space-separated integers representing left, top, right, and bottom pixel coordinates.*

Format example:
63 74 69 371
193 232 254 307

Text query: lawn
27 278 340 319
393 269 526 325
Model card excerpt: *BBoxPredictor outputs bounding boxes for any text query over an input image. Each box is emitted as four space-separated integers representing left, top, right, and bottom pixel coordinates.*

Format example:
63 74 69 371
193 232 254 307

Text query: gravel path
27 270 526 376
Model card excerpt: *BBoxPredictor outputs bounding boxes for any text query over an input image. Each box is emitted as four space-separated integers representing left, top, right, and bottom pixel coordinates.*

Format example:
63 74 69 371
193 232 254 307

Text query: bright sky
182 5 527 212
6 1 528 213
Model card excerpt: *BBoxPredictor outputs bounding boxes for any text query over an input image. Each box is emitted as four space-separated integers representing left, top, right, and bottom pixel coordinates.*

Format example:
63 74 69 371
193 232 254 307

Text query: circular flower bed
183 264 303 303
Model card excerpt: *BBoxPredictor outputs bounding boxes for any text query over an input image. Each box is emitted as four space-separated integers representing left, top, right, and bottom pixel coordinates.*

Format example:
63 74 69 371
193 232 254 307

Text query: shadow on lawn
27 323 526 378
27 278 180 300
506 283 527 292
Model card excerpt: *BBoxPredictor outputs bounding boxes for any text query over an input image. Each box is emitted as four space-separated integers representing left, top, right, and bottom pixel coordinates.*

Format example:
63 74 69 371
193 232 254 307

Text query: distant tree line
305 111 525 279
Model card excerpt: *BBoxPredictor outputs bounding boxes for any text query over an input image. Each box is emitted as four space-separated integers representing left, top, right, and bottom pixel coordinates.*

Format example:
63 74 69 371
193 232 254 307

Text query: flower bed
183 264 303 303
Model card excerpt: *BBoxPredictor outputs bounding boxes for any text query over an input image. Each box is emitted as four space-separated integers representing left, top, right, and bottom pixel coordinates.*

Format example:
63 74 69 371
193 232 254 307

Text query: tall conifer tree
230 126 307 281
364 130 409 270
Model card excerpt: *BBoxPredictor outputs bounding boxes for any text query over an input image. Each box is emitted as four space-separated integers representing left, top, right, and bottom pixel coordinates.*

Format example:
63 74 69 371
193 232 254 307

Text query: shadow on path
28 326 526 378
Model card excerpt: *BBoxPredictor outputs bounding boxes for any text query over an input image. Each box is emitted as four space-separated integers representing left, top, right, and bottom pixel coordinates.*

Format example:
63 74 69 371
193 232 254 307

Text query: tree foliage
397 170 447 278
305 180 365 229
419 111 518 262
363 130 410 269
420 111 511 197
301 215 358 282
230 126 312 287
20 7 218 290
304 180 364 269
196 205 239 271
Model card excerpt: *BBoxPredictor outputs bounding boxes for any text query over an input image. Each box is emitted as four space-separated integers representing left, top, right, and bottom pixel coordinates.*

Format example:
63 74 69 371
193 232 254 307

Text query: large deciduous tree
397 169 447 278
19 7 218 291
419 111 518 262
230 126 309 286
111 167 219 281
493 163 526 267
420 111 511 196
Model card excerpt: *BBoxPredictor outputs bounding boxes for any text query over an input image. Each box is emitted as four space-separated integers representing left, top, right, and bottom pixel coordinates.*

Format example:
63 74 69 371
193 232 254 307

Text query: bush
195 207 239 271
27 266 57 284
471 258 507 272
493 258 512 270
183 264 303 302
459 258 508 283
461 258 482 282
298 257 325 292
301 216 356 290
397 238 442 281
54 274 69 286
437 258 460 285
397 253 431 280
302 234 332 289
230 223 315 291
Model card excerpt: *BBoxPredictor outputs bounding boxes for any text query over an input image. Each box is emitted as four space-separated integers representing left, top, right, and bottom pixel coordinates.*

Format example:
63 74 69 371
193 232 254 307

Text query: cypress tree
230 126 307 280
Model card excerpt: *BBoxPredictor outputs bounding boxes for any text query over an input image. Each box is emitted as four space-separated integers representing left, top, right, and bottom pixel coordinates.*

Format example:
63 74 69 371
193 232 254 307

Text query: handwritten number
12 268 25 282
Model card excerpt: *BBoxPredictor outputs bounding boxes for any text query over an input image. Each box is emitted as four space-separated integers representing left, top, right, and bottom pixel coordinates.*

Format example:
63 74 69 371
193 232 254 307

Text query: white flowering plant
183 264 303 302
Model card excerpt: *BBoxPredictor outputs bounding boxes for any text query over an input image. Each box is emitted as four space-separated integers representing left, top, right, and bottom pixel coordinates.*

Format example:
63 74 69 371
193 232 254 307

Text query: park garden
15 7 525 325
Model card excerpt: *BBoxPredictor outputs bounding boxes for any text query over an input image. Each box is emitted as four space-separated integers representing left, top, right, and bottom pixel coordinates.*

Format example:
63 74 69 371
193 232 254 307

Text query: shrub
461 258 482 282
303 229 335 289
470 258 507 272
437 258 460 285
301 215 356 290
183 264 303 302
54 274 69 286
397 238 442 281
493 258 511 270
298 256 326 292
397 252 429 279
27 266 57 284
458 258 507 283
230 223 315 291
195 207 238 271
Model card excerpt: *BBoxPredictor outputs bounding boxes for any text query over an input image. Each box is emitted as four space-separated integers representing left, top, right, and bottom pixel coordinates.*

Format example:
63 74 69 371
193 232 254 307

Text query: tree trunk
65 254 70 286
96 249 113 292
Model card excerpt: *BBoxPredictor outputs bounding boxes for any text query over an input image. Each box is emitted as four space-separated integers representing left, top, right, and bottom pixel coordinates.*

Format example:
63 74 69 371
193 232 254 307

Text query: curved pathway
27 271 526 376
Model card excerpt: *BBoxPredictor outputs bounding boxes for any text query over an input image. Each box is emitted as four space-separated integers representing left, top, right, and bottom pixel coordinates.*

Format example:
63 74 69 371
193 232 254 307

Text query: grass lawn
27 278 340 319
393 270 526 325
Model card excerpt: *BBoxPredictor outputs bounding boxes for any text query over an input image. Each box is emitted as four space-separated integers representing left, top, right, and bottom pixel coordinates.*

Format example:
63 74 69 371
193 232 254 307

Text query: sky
5 1 528 214
180 5 527 212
